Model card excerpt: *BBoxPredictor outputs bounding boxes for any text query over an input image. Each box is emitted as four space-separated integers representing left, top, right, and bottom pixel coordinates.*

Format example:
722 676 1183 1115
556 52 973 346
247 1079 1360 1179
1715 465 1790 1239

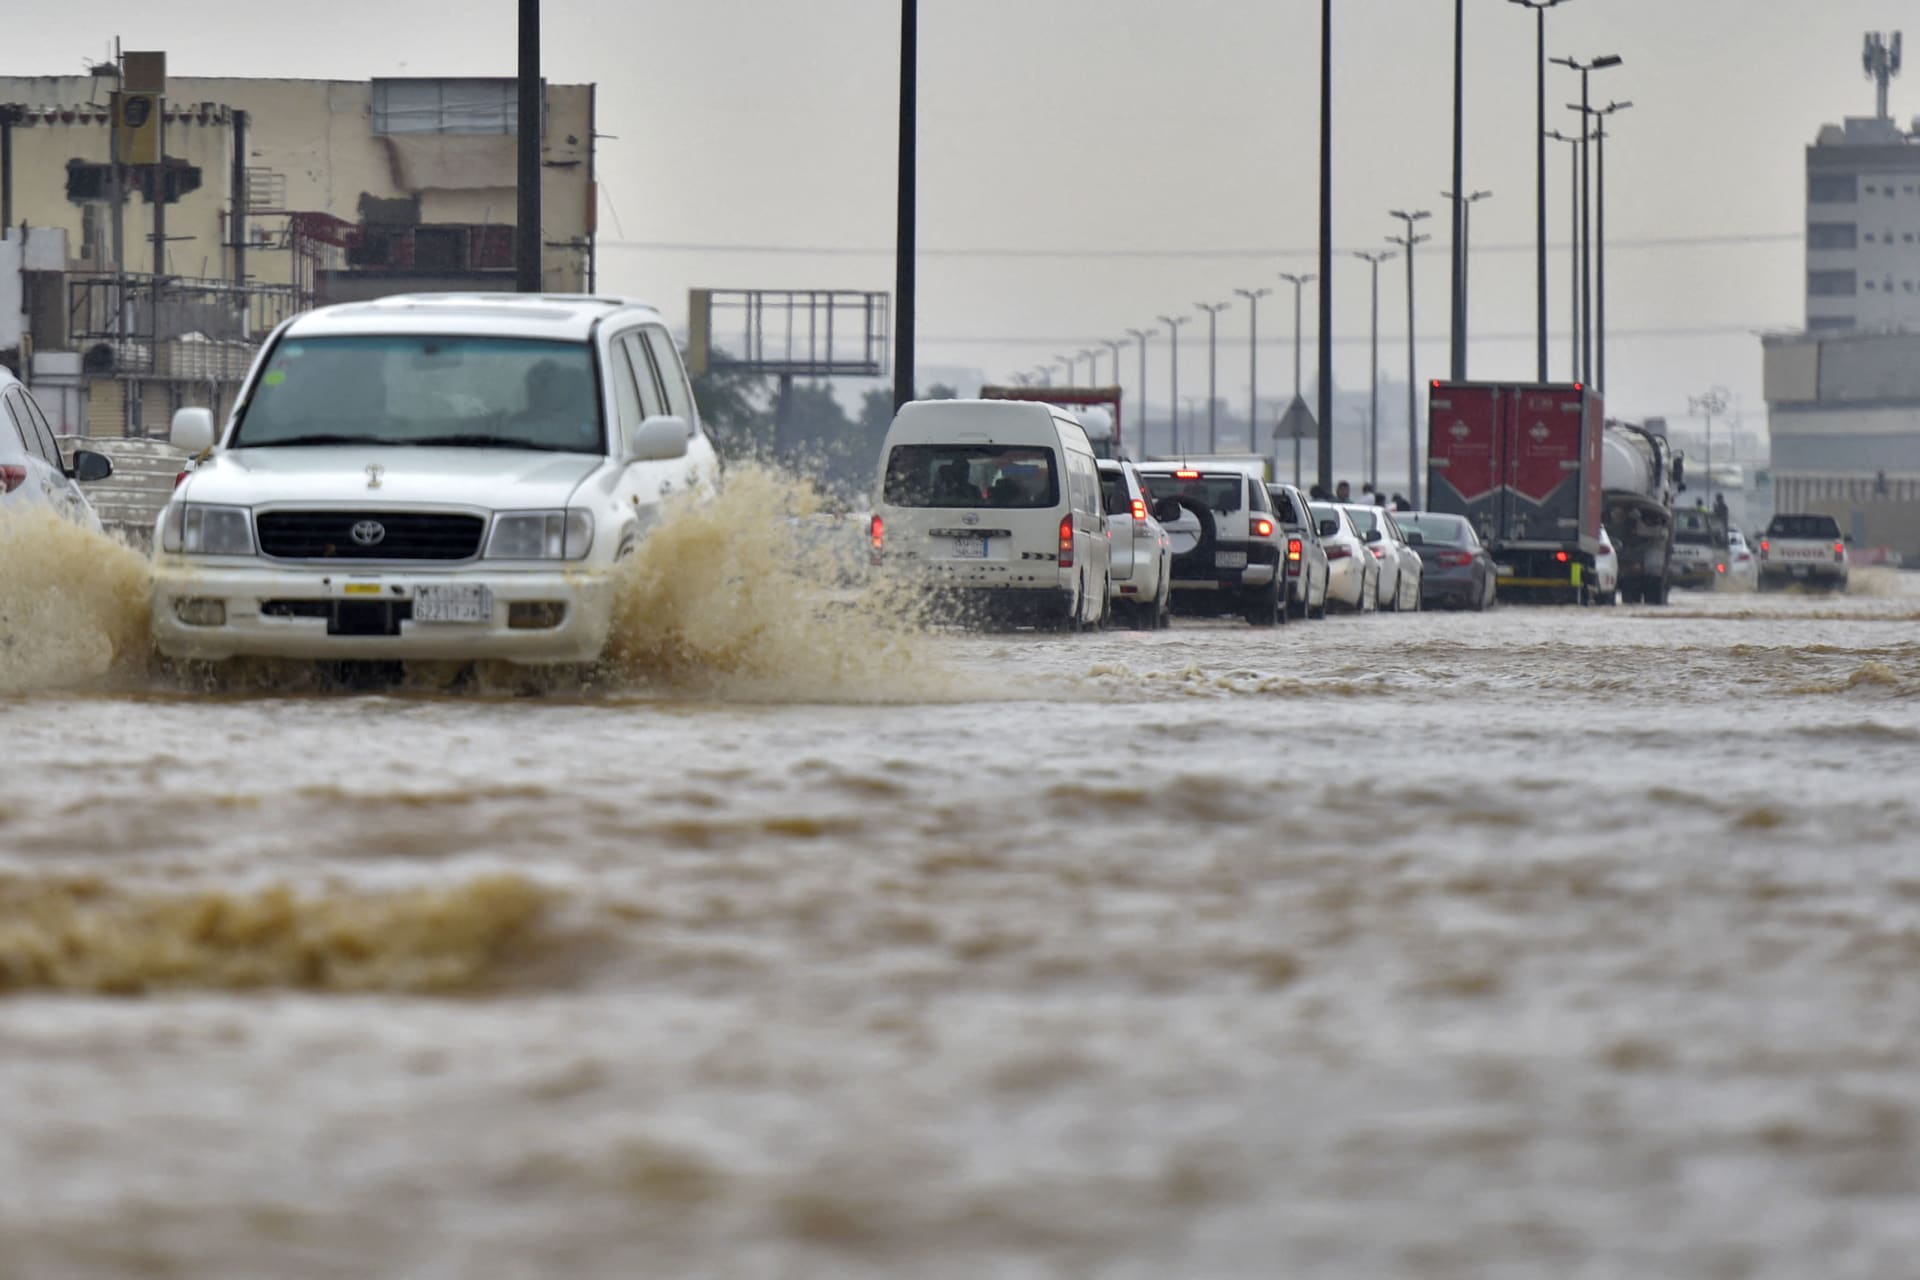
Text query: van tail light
868 514 884 563
1287 538 1302 562
1325 546 1352 562
1058 514 1075 568
0 465 27 494
1436 551 1473 567
1253 518 1273 538
1131 497 1147 521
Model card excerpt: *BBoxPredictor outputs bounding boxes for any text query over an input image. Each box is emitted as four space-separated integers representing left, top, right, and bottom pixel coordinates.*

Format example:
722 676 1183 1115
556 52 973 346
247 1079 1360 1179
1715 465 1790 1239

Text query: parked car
1138 464 1287 626
875 398 1111 630
1341 503 1422 612
1724 528 1759 590
1588 523 1619 605
1267 482 1330 620
1394 511 1497 611
1099 458 1172 629
1758 513 1850 593
1308 502 1379 613
151 293 718 665
1 367 114 532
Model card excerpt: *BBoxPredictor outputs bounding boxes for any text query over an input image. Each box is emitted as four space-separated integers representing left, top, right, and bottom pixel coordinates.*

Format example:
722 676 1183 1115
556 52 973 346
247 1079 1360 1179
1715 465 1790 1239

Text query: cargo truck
1426 381 1605 604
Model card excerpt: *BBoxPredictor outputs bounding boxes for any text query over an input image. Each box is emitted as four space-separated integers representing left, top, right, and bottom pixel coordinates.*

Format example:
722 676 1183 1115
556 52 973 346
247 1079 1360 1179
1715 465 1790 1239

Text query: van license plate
949 538 989 559
413 584 492 623
1215 551 1248 569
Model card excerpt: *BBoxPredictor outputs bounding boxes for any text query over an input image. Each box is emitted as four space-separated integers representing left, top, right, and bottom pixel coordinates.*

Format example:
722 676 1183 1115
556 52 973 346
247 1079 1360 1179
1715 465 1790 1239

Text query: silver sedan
1309 503 1379 613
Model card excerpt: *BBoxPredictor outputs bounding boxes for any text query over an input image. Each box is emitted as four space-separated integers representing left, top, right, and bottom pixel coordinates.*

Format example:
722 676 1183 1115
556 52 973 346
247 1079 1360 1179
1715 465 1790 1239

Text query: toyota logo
350 520 387 547
961 512 980 526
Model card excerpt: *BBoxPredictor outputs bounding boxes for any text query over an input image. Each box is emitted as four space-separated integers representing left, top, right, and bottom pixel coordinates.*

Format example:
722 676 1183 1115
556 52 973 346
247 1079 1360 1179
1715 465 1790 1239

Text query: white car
1342 503 1422 612
1 367 114 532
1588 523 1619 605
1309 502 1379 613
1724 528 1759 589
150 293 719 665
1099 459 1172 629
1137 464 1289 626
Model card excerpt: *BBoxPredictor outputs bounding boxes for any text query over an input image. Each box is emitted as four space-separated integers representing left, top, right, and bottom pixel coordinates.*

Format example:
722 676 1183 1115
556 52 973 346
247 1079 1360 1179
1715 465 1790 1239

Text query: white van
873 399 1112 629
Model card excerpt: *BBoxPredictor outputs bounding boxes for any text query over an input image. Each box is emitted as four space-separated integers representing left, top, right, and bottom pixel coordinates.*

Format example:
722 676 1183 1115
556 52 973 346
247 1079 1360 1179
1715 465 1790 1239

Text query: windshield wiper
407 434 588 453
241 433 395 448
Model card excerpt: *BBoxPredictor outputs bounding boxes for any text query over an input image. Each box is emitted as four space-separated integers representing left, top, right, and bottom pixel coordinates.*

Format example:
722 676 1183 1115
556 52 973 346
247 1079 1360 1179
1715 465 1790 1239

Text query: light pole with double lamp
1159 314 1190 454
1196 301 1231 452
1278 272 1315 485
1233 287 1272 453
1388 210 1432 507
1544 128 1587 378
1353 249 1395 492
1056 355 1078 387
1550 53 1623 385
1508 0 1571 382
1588 101 1631 396
1102 338 1127 388
1126 328 1156 451
1440 189 1492 377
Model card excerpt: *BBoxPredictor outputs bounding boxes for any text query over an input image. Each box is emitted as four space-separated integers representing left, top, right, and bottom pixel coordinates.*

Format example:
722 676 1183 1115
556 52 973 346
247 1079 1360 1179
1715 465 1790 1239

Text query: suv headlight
485 509 593 560
160 503 255 556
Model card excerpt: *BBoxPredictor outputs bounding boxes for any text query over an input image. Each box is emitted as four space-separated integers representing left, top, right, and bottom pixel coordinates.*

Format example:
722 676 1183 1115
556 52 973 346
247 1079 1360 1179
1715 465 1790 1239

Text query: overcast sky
12 1 1916 437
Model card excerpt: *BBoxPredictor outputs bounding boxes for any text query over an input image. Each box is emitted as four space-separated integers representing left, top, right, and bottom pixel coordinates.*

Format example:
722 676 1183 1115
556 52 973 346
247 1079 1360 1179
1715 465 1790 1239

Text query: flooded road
4 517 1919 1276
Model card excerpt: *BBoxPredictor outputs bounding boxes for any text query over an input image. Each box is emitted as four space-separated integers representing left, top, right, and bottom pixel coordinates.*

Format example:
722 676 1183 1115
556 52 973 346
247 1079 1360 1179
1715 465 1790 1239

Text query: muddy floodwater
3 504 1919 1277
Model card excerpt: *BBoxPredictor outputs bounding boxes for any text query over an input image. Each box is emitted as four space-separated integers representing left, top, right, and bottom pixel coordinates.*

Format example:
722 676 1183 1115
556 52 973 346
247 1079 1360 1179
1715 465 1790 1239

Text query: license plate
1215 551 1248 569
949 537 989 559
413 583 492 623
1792 565 1810 577
1495 563 1515 576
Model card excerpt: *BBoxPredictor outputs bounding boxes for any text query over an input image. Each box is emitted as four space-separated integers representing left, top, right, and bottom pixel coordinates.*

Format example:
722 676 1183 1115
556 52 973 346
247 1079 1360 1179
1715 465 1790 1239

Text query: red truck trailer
1426 381 1605 603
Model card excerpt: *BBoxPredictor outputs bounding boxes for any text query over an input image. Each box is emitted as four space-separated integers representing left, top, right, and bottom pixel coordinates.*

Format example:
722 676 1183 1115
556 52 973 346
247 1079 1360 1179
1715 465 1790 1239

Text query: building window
1865 183 1878 194
1808 221 1858 250
1809 269 1858 296
1865 280 1877 290
371 79 545 136
1864 232 1877 243
1808 315 1852 331
1809 173 1859 203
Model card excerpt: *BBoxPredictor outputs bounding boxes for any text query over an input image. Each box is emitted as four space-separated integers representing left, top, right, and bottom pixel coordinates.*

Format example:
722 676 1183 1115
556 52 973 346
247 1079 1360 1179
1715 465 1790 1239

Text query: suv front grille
255 511 485 561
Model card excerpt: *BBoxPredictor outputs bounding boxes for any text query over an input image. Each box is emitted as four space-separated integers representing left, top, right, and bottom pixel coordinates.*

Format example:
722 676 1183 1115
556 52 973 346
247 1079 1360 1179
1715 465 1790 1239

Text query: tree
688 354 772 460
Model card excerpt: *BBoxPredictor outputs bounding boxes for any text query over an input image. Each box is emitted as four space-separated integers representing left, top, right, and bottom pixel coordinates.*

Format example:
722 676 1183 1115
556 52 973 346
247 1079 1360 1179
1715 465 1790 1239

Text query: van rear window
884 445 1060 508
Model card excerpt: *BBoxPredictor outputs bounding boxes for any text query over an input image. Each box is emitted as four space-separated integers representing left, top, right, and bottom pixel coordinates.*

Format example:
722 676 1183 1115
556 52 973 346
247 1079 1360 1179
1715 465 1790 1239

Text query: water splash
0 510 153 695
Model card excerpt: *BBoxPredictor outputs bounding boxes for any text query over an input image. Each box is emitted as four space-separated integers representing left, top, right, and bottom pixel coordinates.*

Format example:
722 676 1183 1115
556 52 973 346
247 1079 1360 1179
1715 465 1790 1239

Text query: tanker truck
1600 420 1682 605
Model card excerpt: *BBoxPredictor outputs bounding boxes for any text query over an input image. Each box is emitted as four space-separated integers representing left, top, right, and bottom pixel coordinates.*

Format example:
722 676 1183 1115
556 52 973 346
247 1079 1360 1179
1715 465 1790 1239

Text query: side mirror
1671 458 1685 486
1318 518 1338 539
1152 497 1182 524
622 415 690 461
1363 528 1382 544
69 448 114 483
1845 534 1854 545
1405 530 1424 547
171 407 216 454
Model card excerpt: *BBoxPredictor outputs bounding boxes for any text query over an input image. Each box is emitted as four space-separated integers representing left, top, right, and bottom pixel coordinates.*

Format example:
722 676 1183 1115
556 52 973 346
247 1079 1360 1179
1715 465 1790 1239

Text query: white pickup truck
1758 513 1850 593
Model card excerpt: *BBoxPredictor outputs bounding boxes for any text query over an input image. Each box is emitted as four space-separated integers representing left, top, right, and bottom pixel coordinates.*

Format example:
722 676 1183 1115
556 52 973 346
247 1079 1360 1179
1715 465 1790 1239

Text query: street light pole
1389 210 1433 506
1690 386 1729 503
1354 250 1395 492
891 0 917 410
1510 0 1570 382
1079 348 1101 386
1316 0 1336 493
1057 354 1077 388
1278 272 1315 486
1546 129 1585 379
1441 189 1492 377
1196 301 1231 452
1126 328 1155 454
1449 0 1465 381
1552 53 1622 385
1591 102 1631 397
1159 314 1190 454
1233 286 1272 453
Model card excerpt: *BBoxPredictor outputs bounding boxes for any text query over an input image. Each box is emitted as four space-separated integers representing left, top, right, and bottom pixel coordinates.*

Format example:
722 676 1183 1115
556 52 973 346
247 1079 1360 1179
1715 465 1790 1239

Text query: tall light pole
892 0 917 410
1448 0 1465 381
1389 209 1432 506
1690 386 1729 502
1551 53 1623 386
1591 102 1630 396
1126 328 1155 454
1278 272 1315 486
1509 0 1570 382
1102 338 1126 387
516 0 543 293
1440 189 1492 376
1079 348 1101 386
1196 300 1231 452
1056 354 1077 387
1316 0 1335 493
1546 129 1586 379
1234 286 1273 453
1159 314 1190 454
1354 249 1395 492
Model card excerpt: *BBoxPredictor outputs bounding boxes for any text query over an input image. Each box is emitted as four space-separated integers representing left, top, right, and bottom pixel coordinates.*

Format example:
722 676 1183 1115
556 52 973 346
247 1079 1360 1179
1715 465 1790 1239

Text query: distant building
1 67 595 437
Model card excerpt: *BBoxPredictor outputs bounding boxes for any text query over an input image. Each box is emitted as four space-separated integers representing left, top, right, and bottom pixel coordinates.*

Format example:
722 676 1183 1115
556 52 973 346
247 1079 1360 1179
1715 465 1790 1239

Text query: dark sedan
1394 512 1497 611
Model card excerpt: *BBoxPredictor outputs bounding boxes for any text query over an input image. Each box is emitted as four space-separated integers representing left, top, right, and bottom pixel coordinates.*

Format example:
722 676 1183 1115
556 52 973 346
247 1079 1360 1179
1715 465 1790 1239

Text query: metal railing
67 274 304 381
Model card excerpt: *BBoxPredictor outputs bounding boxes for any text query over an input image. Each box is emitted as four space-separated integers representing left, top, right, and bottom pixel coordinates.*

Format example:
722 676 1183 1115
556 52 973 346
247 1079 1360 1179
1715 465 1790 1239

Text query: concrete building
2 66 595 438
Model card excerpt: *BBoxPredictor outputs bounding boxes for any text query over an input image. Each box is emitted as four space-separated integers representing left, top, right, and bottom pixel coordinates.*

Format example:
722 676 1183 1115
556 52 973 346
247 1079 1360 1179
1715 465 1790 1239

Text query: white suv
1135 463 1287 626
151 293 718 665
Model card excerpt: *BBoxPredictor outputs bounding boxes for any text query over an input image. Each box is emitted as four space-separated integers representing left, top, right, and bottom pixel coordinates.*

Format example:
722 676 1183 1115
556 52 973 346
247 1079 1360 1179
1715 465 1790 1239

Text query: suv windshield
885 444 1060 508
1767 514 1843 540
232 335 603 453
1142 474 1243 514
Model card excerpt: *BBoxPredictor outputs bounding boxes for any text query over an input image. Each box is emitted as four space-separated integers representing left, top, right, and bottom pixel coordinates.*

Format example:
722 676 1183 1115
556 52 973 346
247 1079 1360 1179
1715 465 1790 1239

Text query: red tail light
1131 497 1147 521
174 470 191 489
1716 563 1727 574
0 464 27 494
1759 539 1769 557
1437 551 1473 567
1834 541 1846 555
1174 469 1200 479
1326 546 1352 562
1253 518 1273 538
1058 514 1075 568
868 514 884 563
1287 538 1302 562
1554 551 1570 563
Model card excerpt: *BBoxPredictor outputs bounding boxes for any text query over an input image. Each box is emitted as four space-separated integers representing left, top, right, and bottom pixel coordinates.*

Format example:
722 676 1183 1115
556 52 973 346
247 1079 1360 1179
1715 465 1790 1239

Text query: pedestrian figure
1335 480 1352 502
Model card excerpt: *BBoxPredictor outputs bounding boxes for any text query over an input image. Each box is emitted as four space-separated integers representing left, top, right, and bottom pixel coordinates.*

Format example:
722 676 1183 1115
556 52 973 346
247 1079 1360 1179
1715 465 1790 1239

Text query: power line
917 322 1791 347
599 231 1801 260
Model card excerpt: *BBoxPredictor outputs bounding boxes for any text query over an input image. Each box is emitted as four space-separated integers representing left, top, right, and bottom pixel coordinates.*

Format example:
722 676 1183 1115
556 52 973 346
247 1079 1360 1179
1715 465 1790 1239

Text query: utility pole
516 0 543 293
1233 286 1272 453
1159 314 1190 454
1546 129 1584 379
1690 386 1729 502
1316 0 1336 493
1354 250 1394 492
1389 210 1432 506
1510 1 1569 382
1588 102 1631 396
1279 272 1315 486
1552 54 1622 385
1448 0 1466 381
1126 328 1155 454
1441 189 1491 377
1196 300 1230 452
891 0 918 409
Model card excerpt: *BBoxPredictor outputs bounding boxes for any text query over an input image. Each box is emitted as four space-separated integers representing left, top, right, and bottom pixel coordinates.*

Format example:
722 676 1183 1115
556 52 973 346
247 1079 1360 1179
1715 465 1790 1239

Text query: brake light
1716 563 1727 574
1326 546 1352 561
0 464 26 494
1131 497 1147 521
1437 551 1473 567
174 470 191 489
1059 514 1075 568
1287 538 1302 562
1834 541 1846 555
1253 518 1273 538
868 514 884 563
1759 539 1769 557
1554 551 1570 563
1174 469 1200 479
